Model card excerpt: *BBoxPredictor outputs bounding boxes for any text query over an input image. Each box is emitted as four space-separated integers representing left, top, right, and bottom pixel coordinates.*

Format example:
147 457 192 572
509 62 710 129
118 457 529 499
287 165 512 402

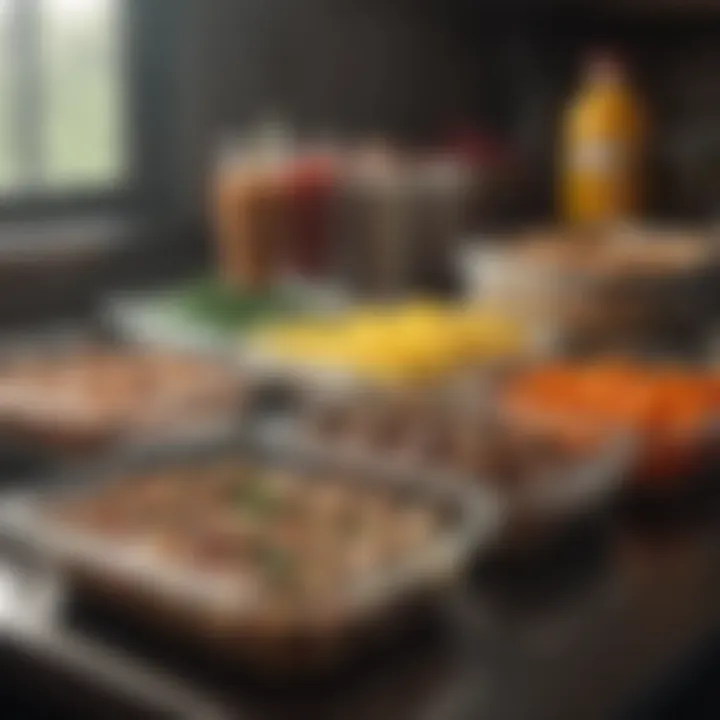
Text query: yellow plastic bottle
560 53 645 225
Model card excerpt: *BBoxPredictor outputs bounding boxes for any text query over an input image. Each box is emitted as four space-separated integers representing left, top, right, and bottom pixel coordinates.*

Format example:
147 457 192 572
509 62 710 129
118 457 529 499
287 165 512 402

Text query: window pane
0 0 15 191
41 0 124 189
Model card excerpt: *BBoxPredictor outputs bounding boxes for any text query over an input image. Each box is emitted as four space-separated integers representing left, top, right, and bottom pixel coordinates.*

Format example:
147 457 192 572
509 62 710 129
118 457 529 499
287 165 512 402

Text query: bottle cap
586 50 624 80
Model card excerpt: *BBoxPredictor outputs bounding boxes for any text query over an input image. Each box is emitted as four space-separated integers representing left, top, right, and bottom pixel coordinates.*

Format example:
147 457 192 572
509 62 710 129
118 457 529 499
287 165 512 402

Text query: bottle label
572 141 628 174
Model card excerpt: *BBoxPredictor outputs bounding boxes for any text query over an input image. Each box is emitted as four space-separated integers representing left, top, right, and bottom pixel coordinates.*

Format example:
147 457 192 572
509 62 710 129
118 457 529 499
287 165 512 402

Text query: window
0 0 126 201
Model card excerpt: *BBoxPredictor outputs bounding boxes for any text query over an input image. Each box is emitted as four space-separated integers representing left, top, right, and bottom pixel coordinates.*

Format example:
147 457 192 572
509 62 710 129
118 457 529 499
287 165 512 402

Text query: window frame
0 0 178 222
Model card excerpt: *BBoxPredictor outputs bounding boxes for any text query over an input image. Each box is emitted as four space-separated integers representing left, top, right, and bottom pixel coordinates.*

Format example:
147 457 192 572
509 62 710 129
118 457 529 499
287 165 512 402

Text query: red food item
286 156 337 278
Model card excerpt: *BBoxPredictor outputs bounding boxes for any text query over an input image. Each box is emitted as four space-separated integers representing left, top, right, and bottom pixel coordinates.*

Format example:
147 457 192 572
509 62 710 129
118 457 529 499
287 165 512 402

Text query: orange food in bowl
505 362 718 487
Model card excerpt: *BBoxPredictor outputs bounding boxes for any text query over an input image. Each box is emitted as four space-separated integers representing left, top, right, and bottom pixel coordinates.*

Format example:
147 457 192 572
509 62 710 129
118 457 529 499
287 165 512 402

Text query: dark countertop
0 486 718 720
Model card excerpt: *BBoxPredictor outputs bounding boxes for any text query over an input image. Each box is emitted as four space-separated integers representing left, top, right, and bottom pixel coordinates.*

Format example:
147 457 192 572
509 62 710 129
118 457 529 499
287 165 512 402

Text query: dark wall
187 2 720 221
190 1 558 213
199 0 522 140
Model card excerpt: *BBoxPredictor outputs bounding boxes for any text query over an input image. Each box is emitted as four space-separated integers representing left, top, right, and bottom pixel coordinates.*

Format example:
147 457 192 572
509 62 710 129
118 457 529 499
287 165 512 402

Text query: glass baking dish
0 330 249 461
0 436 500 674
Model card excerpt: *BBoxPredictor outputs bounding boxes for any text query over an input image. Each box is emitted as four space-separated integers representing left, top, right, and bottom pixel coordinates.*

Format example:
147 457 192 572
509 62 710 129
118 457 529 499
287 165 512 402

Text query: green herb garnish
171 278 298 332
234 478 283 518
